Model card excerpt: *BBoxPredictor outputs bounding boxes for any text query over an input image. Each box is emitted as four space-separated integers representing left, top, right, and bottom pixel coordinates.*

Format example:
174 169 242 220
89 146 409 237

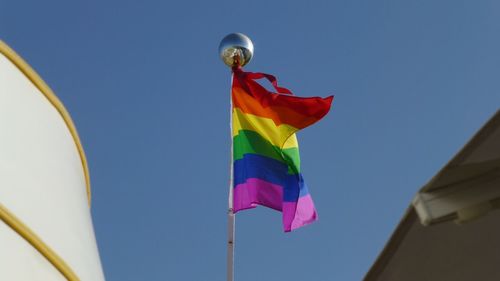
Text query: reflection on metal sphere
219 33 254 68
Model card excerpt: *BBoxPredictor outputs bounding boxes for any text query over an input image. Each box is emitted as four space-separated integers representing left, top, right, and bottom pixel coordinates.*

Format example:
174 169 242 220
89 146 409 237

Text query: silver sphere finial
219 33 254 68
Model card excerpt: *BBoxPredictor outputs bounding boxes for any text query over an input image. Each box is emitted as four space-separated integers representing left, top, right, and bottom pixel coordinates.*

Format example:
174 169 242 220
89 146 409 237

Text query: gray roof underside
365 110 500 281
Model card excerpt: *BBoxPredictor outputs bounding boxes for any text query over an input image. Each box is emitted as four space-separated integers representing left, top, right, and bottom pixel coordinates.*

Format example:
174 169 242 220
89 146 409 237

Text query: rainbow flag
232 68 333 232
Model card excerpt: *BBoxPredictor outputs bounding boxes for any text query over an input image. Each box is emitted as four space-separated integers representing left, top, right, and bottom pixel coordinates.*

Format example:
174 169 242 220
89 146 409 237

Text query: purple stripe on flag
234 178 317 232
282 194 317 232
233 178 283 212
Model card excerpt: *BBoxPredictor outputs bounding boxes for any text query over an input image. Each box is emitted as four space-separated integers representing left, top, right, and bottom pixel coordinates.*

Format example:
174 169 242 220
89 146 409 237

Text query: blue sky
2 1 500 280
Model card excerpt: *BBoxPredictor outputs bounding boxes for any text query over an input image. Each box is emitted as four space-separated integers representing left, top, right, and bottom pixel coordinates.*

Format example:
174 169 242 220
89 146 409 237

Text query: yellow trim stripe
0 203 80 280
233 108 299 149
0 40 91 206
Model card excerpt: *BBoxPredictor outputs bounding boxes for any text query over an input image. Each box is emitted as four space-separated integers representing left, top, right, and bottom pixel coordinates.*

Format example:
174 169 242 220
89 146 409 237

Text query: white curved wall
0 219 66 280
0 50 105 280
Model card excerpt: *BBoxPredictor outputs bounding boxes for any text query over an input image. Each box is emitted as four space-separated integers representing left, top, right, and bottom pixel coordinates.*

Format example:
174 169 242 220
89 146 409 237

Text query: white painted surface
0 219 66 281
0 54 105 280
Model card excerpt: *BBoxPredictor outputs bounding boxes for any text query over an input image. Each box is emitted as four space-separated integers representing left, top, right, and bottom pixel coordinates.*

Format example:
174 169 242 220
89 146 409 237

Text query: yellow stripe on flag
233 108 298 149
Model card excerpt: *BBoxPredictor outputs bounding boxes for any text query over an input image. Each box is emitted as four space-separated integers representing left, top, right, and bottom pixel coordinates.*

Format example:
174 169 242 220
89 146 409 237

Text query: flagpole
219 32 254 281
227 71 235 281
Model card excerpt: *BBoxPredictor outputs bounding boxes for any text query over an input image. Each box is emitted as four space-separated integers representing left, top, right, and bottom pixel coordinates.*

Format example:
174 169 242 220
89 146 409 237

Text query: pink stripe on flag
282 194 317 232
233 178 283 212
234 178 317 232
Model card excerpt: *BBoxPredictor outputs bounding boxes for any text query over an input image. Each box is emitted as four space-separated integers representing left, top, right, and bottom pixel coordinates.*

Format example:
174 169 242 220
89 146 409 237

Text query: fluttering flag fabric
232 68 333 232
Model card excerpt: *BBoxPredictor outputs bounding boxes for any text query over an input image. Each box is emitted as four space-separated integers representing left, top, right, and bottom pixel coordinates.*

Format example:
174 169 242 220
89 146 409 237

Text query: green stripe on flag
233 130 301 174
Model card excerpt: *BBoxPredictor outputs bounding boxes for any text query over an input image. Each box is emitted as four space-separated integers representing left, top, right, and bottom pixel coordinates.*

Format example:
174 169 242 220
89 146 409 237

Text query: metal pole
227 72 235 281
219 32 253 281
